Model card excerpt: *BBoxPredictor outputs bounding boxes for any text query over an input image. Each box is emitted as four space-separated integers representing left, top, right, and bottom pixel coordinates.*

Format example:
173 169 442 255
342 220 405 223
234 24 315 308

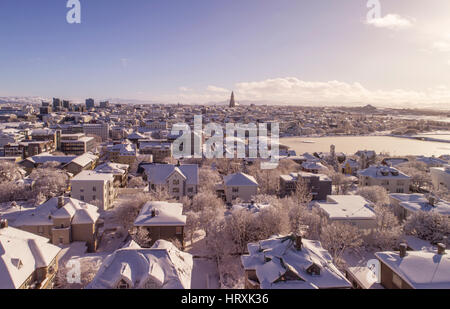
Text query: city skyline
1 0 450 108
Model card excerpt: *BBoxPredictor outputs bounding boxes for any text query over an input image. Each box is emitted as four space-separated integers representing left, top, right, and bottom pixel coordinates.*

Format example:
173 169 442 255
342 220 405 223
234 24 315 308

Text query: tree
30 167 69 200
365 205 403 250
320 222 363 263
293 178 313 205
327 171 353 195
190 191 224 212
127 176 147 188
404 211 450 245
0 161 23 183
198 167 221 193
356 186 389 206
397 161 431 191
184 211 200 246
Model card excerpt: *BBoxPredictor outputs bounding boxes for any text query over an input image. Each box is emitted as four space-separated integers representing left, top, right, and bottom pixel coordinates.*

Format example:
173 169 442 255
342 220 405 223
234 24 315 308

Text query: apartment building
81 123 110 141
139 140 172 162
13 196 101 252
107 142 137 165
60 133 95 155
358 165 411 194
0 220 61 289
280 172 332 200
70 171 116 210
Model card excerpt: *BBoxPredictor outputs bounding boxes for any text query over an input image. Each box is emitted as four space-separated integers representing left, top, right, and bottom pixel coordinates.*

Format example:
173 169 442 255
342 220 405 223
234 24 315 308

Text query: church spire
229 91 236 107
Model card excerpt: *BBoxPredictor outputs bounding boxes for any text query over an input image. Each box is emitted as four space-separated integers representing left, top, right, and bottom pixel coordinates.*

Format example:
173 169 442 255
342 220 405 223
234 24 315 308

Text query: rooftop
134 201 186 227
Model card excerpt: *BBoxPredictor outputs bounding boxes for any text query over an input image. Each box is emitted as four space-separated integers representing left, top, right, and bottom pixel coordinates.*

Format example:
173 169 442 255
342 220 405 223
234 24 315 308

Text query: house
382 157 409 167
341 158 359 176
280 172 332 200
87 240 193 289
241 234 352 289
301 161 328 174
63 152 98 176
0 220 62 289
95 162 129 187
70 171 116 210
415 156 448 167
134 201 186 247
375 243 449 289
107 142 137 165
389 193 450 221
355 150 376 169
12 196 100 252
314 195 377 229
20 153 76 173
216 172 258 204
358 165 411 193
143 163 198 199
430 165 450 190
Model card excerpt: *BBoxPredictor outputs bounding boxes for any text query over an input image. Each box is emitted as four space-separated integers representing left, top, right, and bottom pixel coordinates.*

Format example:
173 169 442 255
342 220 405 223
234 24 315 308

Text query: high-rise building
99 101 110 108
52 98 62 110
86 98 95 110
229 91 236 108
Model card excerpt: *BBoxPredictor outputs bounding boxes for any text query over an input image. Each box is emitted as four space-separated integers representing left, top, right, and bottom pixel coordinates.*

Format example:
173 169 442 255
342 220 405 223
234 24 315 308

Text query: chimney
437 243 446 255
57 196 64 209
295 235 302 251
151 209 156 217
399 243 408 258
0 219 8 229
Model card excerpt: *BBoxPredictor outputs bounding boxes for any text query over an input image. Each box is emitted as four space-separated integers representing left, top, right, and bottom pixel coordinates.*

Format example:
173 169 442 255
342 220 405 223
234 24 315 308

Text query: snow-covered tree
404 211 450 245
30 167 69 200
198 167 221 193
320 222 363 263
0 161 23 183
356 186 389 206
365 205 403 250
127 176 147 188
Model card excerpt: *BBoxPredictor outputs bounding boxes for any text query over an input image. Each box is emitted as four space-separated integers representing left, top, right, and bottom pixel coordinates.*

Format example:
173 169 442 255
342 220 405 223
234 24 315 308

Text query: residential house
314 195 377 229
95 162 129 187
358 165 411 193
389 193 450 221
134 201 186 248
301 161 328 174
12 196 100 252
107 142 137 165
143 163 198 199
375 243 449 289
341 158 359 176
216 172 258 204
430 165 450 191
87 240 193 289
63 152 98 176
241 234 352 289
70 171 116 210
0 220 61 289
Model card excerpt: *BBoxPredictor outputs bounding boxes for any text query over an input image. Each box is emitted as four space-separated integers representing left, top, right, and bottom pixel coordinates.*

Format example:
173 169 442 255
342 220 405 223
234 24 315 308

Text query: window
117 279 129 289
173 188 180 193
232 187 239 193
93 195 96 200
173 179 179 185
80 188 84 193
93 186 96 192
396 188 404 193
80 195 84 201
176 227 183 235
187 187 193 193
38 226 44 234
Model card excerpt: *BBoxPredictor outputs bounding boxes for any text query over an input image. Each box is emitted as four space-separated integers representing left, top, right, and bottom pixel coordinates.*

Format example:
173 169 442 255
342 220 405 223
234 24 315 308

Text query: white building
389 193 450 221
314 195 377 229
430 165 450 191
217 172 259 204
70 171 116 210
358 165 411 193
87 240 193 289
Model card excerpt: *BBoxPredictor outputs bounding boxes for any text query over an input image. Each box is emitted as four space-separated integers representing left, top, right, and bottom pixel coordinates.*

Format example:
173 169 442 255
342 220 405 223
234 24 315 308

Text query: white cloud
154 77 450 108
207 85 229 93
433 40 450 52
179 86 192 92
367 14 413 30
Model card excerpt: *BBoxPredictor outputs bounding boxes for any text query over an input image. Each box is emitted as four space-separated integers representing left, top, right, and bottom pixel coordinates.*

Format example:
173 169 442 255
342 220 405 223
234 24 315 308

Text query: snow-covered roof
315 195 376 220
134 201 186 227
71 170 114 182
13 197 100 227
224 172 258 186
375 248 450 289
87 240 193 289
126 131 146 140
232 202 271 214
280 172 331 182
0 226 61 289
25 153 76 165
68 152 98 167
389 193 450 216
342 158 359 168
144 164 198 185
95 162 129 175
108 143 137 156
358 165 410 179
415 156 448 167
241 235 351 289
301 161 327 171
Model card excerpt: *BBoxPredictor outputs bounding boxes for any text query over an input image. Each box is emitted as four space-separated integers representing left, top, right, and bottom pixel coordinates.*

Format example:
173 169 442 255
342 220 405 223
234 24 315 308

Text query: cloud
153 77 450 108
207 85 229 93
179 86 192 92
433 40 450 53
366 14 413 30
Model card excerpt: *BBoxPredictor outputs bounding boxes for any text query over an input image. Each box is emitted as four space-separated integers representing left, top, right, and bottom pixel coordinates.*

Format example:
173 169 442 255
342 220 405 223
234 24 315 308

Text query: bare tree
320 222 363 264
356 186 389 206
0 161 23 183
404 211 450 246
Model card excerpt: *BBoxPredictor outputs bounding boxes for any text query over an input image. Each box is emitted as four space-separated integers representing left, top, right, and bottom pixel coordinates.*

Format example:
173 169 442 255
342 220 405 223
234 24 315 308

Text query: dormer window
306 263 321 276
117 279 129 289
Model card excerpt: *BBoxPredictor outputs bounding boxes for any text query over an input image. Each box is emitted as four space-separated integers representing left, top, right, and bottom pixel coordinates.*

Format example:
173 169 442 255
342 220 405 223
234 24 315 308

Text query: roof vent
437 243 446 255
399 243 408 258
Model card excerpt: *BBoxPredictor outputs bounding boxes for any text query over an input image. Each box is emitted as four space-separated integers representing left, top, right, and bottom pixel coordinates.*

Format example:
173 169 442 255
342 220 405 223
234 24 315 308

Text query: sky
0 0 450 108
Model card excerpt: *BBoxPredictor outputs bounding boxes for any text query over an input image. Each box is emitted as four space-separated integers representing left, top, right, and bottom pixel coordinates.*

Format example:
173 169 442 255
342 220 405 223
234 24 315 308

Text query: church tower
229 91 236 108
